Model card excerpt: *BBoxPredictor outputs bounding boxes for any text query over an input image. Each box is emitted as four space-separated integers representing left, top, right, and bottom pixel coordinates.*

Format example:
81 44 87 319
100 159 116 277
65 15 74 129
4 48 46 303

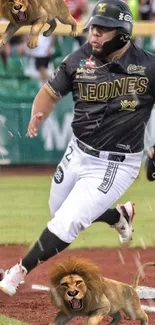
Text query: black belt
76 139 125 162
76 139 100 157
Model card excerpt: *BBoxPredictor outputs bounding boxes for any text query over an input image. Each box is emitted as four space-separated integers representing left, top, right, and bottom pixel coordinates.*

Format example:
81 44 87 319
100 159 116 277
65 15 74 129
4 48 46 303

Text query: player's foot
0 260 27 296
114 202 135 244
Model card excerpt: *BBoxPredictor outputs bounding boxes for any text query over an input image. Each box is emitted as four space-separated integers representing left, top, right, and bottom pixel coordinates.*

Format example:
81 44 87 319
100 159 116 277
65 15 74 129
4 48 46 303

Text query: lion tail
132 262 155 290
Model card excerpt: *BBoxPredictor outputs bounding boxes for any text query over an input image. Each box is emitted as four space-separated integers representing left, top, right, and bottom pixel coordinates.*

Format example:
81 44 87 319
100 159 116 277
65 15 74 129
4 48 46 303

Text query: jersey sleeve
47 59 73 97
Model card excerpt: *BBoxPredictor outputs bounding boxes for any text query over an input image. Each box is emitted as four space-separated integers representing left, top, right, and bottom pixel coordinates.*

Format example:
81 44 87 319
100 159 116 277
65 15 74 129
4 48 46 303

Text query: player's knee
53 216 88 242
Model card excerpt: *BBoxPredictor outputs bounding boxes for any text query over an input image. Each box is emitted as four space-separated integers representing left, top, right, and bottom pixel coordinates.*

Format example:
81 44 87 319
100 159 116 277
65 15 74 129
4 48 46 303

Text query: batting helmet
84 0 133 58
84 0 133 36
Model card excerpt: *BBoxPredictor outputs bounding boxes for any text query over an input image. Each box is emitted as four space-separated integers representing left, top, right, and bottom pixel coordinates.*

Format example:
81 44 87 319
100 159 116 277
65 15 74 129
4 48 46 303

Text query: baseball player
146 145 155 181
0 0 153 296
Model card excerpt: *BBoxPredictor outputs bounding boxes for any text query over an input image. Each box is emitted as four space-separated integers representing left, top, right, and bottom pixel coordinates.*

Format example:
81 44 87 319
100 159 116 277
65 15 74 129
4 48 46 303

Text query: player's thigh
48 162 138 243
48 177 116 242
49 142 79 217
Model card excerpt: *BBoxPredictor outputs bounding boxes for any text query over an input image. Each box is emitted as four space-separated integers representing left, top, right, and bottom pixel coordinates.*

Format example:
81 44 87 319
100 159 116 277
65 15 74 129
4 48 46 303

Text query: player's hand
26 113 44 137
147 146 155 159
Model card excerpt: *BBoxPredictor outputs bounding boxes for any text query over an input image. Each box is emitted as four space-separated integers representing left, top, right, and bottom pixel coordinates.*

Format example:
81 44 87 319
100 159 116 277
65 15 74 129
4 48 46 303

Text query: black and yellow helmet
84 0 133 37
84 0 133 58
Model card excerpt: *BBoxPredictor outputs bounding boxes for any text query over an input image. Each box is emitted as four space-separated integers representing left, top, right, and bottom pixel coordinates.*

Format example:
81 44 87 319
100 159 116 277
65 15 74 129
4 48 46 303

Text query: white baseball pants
48 135 143 243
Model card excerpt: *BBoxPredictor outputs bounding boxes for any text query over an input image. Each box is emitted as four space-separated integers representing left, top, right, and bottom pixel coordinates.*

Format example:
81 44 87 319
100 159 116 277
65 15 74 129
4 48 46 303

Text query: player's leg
49 139 80 216
94 207 120 224
50 169 130 227
47 164 137 245
45 132 135 234
94 201 135 244
94 202 135 226
48 142 131 224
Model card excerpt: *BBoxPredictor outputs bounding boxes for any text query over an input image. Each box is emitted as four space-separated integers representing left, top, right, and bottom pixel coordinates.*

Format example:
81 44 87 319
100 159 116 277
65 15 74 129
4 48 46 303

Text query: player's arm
146 145 155 181
27 60 72 138
27 84 60 138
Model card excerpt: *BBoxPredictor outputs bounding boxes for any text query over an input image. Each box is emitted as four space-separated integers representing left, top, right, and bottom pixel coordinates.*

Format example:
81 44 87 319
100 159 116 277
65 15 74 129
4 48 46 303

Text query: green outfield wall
0 92 73 164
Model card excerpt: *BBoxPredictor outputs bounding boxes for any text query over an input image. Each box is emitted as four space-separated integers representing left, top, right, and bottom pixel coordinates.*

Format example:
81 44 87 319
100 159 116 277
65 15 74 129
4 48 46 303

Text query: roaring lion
49 256 155 325
0 0 77 48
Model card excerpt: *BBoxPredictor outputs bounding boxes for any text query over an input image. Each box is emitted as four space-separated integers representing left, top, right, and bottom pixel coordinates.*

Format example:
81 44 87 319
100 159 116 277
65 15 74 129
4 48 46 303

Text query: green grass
0 166 155 248
0 176 51 244
0 315 29 325
0 166 155 324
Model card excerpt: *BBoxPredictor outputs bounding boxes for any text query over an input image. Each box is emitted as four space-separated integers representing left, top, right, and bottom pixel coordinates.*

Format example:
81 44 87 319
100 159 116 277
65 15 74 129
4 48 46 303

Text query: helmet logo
98 3 106 13
119 12 133 23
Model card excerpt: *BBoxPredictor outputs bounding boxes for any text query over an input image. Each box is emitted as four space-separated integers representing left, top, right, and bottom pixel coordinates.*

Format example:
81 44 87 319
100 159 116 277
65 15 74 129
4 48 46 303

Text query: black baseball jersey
47 41 155 153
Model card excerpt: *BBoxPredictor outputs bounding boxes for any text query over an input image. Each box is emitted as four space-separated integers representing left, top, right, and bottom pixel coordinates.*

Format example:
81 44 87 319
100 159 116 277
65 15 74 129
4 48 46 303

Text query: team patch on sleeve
98 162 118 193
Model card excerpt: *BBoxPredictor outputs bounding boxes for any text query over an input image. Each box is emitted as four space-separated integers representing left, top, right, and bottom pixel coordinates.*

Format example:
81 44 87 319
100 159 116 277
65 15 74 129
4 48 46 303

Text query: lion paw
43 30 53 37
70 31 77 37
27 37 38 49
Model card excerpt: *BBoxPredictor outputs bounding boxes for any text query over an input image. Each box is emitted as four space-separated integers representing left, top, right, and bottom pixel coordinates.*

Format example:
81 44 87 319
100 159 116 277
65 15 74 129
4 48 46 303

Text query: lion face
50 256 104 315
60 274 87 311
7 0 28 21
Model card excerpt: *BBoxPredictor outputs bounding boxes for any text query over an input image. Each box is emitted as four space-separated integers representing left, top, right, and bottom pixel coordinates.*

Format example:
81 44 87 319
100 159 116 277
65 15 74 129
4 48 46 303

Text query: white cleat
114 201 135 244
0 260 27 296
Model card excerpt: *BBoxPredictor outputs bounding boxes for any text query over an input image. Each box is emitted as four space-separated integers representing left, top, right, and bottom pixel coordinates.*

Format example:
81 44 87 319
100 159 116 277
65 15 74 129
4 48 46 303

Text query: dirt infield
0 246 155 325
0 164 56 176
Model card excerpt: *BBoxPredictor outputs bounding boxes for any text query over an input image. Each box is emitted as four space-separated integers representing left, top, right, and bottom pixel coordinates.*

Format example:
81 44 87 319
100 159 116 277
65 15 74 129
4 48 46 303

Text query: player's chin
92 47 101 52
91 47 102 57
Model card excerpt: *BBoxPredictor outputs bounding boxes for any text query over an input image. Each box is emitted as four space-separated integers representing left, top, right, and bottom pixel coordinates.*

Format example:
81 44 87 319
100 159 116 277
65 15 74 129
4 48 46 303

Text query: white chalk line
32 284 49 292
31 284 155 313
141 305 155 312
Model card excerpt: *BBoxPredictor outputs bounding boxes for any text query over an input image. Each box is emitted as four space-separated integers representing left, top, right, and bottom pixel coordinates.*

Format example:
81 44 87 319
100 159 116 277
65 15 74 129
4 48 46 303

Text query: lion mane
49 257 154 325
49 256 104 313
0 0 38 24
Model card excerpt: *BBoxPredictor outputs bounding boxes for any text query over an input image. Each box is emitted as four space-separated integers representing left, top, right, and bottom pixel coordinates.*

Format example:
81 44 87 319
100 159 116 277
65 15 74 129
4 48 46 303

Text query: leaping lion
0 0 77 48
